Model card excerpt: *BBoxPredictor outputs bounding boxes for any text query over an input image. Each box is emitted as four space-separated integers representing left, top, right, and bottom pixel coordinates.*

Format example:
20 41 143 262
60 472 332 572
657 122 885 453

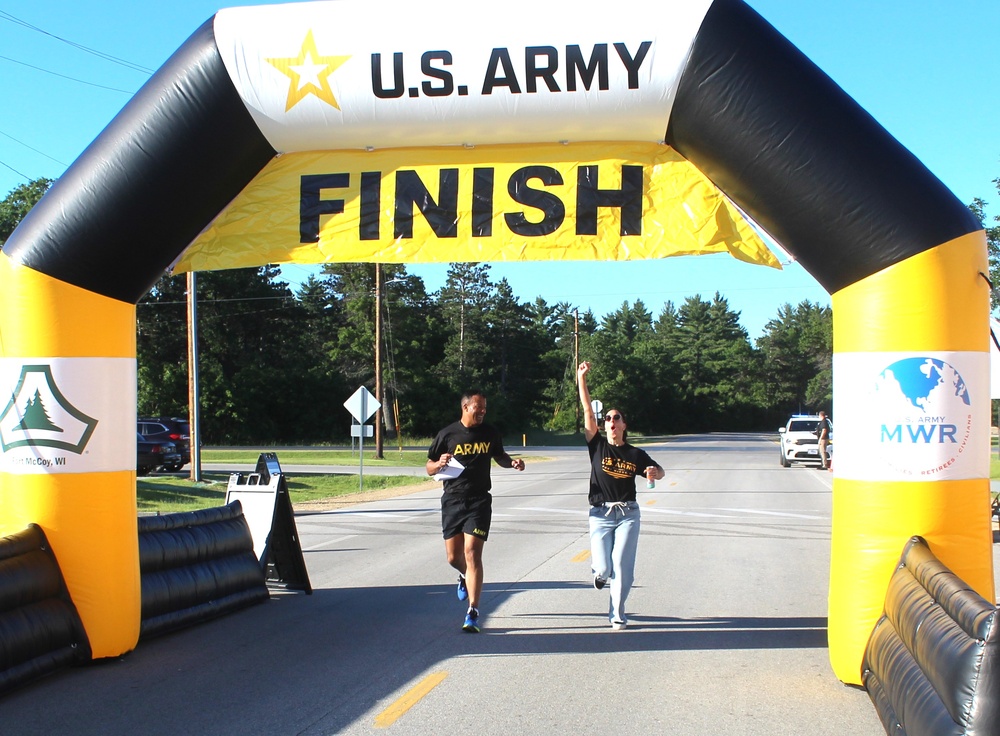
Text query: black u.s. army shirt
428 421 506 496
586 434 660 506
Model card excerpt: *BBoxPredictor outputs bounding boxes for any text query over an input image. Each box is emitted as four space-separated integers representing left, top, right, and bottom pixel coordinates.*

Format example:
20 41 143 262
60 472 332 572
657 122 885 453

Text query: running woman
577 361 663 630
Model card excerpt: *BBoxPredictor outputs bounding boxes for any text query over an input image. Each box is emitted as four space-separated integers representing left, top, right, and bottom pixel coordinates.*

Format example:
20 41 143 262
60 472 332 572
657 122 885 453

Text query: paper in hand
433 456 465 481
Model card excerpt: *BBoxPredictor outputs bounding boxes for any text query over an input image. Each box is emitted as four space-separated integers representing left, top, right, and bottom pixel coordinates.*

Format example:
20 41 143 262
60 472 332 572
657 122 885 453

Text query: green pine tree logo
1 365 94 453
14 389 63 433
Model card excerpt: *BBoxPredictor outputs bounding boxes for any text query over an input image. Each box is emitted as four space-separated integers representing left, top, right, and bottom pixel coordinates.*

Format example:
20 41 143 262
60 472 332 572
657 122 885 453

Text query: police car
778 414 831 467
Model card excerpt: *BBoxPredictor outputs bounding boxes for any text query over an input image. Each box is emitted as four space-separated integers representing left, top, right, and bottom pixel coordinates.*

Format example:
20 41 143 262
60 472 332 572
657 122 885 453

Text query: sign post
344 386 380 490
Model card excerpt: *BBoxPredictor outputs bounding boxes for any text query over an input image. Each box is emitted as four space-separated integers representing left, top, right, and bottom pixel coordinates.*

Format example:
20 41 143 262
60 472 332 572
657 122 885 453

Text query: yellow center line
374 671 448 728
570 550 591 563
646 499 656 505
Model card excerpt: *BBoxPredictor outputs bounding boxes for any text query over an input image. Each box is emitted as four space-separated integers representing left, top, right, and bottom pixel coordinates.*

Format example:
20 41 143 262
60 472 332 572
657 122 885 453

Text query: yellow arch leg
0 254 140 658
828 231 993 684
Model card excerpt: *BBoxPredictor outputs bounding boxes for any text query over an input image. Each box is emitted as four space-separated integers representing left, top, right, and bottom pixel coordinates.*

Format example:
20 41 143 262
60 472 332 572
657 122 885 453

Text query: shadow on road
3 578 831 735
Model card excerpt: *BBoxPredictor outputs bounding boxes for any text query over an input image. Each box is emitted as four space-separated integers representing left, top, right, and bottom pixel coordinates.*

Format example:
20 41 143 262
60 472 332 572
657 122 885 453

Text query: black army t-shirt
428 421 506 496
586 433 659 506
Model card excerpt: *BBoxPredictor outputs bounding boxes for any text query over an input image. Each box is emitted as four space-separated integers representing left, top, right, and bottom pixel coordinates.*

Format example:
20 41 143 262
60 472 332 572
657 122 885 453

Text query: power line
0 53 135 94
138 295 297 307
0 12 150 178
0 128 67 166
0 10 154 74
0 157 31 180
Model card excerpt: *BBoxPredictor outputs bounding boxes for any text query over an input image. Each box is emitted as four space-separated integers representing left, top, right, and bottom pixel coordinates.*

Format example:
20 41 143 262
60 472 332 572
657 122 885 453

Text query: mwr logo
0 365 97 454
873 357 972 477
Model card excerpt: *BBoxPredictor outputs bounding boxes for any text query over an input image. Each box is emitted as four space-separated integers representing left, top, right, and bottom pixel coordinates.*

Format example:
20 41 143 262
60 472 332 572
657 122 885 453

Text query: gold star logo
266 30 351 112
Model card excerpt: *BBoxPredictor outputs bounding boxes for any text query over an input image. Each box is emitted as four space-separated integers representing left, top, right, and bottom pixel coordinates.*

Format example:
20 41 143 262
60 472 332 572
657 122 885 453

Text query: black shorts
441 492 492 541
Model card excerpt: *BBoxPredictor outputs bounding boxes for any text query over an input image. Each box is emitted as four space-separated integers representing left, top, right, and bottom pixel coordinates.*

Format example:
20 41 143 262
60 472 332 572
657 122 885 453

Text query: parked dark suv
136 433 181 476
137 417 191 470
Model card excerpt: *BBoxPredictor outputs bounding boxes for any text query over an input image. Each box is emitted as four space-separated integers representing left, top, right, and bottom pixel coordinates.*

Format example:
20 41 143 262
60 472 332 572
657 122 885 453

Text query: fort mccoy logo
0 365 97 466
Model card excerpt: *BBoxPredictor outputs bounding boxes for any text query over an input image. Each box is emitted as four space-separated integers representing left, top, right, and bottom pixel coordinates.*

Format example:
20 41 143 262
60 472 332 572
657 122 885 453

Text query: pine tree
15 389 61 431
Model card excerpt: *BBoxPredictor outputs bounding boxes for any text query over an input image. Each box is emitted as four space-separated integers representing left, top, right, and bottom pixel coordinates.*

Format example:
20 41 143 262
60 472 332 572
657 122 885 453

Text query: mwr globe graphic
879 357 970 413
874 357 972 476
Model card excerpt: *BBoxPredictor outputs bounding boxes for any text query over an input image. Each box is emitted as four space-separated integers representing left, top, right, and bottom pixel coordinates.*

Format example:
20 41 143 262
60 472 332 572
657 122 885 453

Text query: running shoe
457 574 468 601
463 607 480 633
594 575 607 590
611 620 627 631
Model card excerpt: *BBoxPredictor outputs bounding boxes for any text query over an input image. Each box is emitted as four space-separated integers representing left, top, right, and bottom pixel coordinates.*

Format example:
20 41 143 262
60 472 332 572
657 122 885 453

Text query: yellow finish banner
174 142 779 272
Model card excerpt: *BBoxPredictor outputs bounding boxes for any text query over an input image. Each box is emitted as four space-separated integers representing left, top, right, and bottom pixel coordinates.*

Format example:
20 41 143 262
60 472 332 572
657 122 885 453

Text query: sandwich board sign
225 452 311 593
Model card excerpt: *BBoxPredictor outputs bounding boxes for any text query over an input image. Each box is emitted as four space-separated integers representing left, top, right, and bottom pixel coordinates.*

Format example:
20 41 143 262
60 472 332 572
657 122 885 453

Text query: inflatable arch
0 0 989 685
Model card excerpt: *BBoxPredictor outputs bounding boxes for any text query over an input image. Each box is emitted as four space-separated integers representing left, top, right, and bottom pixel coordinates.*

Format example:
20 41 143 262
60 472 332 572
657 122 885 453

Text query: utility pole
574 307 580 435
186 271 202 482
374 263 384 459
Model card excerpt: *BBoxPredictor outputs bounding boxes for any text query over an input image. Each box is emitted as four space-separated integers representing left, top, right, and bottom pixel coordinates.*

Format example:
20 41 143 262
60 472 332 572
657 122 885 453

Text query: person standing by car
427 389 525 633
577 361 663 630
816 411 832 470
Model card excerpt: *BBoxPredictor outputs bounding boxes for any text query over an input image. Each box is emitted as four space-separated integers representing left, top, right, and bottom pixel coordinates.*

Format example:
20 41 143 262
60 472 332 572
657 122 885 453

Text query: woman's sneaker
457 575 468 601
462 607 480 633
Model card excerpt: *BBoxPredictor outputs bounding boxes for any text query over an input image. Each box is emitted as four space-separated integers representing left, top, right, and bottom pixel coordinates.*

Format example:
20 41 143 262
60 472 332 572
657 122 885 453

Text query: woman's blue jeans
589 501 641 624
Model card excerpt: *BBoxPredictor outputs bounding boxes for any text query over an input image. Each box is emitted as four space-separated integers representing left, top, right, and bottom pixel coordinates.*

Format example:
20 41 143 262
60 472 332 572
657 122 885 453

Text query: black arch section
666 0 982 294
1 17 276 305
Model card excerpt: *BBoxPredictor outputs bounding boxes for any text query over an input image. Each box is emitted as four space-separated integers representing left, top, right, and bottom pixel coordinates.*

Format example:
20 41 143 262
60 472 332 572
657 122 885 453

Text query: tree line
4 176 999 444
135 262 832 443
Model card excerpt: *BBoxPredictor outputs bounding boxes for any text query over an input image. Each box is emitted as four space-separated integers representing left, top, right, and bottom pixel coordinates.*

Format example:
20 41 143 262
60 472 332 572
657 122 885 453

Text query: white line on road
303 535 357 550
514 505 746 520
513 506 587 515
321 510 437 520
715 507 825 520
641 507 742 519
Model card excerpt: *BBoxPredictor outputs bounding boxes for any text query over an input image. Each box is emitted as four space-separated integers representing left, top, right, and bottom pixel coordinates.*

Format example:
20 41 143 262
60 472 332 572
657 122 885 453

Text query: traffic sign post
344 386 381 490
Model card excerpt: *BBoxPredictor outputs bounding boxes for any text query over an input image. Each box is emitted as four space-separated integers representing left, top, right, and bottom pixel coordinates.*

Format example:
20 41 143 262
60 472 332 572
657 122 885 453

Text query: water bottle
646 468 655 489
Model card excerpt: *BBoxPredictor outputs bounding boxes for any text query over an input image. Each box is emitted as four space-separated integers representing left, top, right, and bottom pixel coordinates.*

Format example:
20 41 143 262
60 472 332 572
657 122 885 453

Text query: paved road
6 433 995 734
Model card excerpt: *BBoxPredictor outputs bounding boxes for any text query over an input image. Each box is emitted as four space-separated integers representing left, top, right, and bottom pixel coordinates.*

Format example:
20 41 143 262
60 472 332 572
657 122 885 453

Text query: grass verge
137 472 431 515
201 446 545 466
201 449 429 466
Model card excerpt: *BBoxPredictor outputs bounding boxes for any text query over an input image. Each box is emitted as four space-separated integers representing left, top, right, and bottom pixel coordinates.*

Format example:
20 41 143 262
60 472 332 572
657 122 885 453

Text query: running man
427 389 525 632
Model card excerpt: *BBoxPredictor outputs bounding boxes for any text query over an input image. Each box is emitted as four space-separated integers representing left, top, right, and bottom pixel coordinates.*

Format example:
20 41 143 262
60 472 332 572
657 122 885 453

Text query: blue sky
1 0 997 338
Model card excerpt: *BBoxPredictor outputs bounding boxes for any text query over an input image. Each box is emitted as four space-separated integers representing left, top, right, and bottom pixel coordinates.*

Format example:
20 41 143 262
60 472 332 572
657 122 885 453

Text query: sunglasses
605 414 624 423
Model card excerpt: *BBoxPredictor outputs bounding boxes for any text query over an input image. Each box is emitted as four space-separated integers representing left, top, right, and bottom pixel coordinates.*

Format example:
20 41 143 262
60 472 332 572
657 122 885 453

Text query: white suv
778 415 831 467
